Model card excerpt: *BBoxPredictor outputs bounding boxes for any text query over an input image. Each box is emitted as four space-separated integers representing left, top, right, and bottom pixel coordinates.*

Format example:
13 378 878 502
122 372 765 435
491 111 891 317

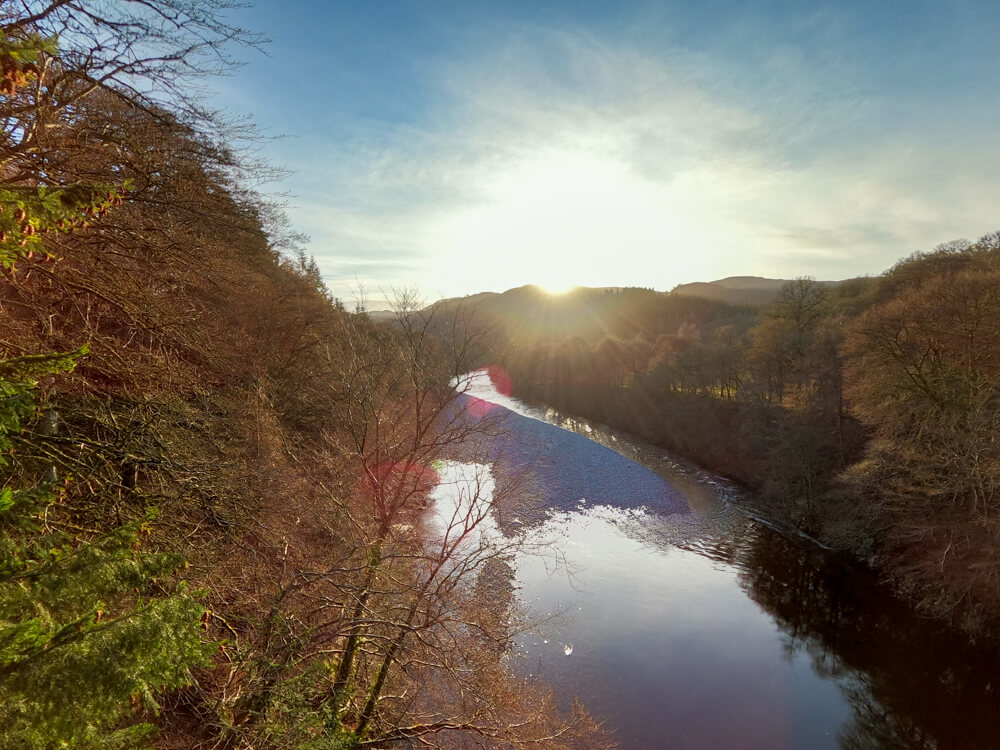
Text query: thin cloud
277 20 1000 301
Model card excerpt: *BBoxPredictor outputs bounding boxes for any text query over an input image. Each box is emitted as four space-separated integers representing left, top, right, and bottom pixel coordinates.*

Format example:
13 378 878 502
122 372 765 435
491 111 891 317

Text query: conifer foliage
0 349 214 749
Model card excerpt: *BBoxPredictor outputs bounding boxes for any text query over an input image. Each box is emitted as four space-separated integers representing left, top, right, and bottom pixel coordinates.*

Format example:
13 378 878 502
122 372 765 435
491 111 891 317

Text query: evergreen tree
0 352 214 749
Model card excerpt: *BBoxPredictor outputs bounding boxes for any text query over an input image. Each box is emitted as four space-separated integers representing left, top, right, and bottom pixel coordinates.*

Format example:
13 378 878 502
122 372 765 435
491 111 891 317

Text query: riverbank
508 380 870 538
505 377 1000 640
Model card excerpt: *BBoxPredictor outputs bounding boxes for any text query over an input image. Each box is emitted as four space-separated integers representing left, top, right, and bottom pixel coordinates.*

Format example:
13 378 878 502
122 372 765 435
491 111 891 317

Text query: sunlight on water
425 461 504 581
427 461 497 537
453 368 551 422
438 376 851 747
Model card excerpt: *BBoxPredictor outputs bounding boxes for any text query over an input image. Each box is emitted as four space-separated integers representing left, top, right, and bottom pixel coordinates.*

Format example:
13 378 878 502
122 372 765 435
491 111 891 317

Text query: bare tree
1 0 264 172
284 294 610 747
844 241 1000 626
321 293 499 707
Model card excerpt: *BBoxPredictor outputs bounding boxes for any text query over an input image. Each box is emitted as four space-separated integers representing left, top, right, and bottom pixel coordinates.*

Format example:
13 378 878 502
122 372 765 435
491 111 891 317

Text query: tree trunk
328 553 379 723
356 597 420 737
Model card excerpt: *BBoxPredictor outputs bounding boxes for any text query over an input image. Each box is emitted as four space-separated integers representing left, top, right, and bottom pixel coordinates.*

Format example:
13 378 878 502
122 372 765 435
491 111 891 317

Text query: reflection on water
513 505 1000 749
738 525 1000 750
514 508 851 750
455 370 1000 749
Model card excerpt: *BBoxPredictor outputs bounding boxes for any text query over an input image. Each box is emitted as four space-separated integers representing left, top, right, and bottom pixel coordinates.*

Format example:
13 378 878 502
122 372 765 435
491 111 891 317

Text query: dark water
458 372 1000 750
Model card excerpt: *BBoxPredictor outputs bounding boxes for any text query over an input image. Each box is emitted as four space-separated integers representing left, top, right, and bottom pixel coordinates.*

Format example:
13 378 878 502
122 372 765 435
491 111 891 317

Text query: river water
438 371 1000 750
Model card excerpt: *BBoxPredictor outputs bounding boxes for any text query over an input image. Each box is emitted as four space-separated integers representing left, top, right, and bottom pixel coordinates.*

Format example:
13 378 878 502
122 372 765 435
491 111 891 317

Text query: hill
423 284 755 353
497 237 1000 639
422 278 848 351
670 276 839 306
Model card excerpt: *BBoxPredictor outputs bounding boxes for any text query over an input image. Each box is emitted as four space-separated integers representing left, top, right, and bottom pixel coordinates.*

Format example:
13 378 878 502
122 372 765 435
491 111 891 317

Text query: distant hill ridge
386 276 840 315
366 277 843 326
670 276 839 306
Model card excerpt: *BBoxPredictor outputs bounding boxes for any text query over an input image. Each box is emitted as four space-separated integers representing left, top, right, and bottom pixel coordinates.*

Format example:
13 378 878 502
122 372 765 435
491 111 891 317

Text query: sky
216 1 1000 308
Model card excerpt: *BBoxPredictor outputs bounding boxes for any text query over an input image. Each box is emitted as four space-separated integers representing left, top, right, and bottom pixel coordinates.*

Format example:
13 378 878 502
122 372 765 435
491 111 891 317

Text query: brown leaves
0 51 39 95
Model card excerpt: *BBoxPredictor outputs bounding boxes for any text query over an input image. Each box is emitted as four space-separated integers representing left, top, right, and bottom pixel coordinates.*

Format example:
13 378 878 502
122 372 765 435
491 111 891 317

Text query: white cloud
285 25 1000 305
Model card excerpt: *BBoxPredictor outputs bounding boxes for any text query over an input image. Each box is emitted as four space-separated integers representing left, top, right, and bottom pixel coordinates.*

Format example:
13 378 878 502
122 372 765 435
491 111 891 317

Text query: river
435 370 1000 749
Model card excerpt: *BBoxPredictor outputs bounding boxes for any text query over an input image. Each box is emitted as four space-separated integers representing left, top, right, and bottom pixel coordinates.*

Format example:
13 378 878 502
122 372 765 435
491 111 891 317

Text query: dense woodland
497 241 1000 634
3 2 999 748
0 3 606 748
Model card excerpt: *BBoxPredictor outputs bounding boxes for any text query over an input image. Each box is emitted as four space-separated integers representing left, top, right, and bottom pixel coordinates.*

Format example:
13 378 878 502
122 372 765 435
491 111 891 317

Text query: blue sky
216 1 1000 307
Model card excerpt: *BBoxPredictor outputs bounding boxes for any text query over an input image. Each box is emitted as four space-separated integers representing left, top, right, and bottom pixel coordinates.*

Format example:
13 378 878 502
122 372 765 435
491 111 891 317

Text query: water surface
450 371 1000 749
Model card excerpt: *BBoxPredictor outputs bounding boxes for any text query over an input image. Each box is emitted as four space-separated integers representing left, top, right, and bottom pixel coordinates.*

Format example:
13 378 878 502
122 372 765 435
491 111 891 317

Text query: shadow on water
732 525 1000 750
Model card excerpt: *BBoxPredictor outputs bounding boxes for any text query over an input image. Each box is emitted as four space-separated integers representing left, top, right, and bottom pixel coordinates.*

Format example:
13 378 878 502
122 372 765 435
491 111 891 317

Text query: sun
433 144 719 296
538 281 576 295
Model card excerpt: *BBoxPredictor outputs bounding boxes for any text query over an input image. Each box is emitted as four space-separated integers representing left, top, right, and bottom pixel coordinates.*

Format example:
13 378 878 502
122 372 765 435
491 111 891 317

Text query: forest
3 1 1000 748
500 242 1000 634
0 2 605 748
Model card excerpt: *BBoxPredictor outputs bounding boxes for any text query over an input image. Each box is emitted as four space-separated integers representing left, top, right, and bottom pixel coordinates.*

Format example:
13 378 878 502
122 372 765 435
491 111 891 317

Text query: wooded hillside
0 4 607 748
500 239 1000 634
